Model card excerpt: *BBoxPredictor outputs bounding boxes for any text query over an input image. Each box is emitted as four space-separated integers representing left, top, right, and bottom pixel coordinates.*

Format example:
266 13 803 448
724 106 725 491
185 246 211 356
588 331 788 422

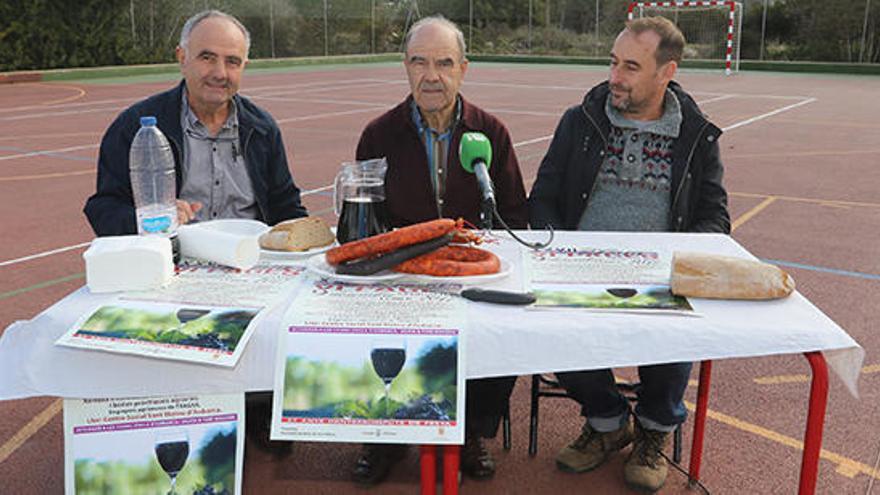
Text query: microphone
458 132 555 250
459 132 495 206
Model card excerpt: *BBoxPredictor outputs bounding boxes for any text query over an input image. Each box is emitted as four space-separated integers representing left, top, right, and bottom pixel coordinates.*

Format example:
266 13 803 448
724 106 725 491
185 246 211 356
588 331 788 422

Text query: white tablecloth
0 231 863 400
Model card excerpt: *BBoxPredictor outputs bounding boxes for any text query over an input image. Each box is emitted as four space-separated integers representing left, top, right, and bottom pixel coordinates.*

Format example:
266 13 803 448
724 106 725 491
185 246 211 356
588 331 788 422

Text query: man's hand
177 200 203 225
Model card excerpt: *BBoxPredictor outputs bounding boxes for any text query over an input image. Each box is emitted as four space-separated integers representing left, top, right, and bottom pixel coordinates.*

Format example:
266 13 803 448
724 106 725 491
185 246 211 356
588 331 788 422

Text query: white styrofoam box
83 236 173 293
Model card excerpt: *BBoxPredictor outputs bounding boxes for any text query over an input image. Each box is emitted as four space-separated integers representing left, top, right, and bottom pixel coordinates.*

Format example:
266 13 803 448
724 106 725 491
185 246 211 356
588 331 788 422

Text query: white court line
510 97 816 148
253 90 744 120
515 135 554 147
0 105 392 162
276 107 384 124
0 79 385 118
462 80 813 100
0 242 91 268
249 95 392 108
698 94 736 105
722 98 817 132
0 183 337 268
304 185 333 194
245 78 391 94
0 97 136 115
0 93 818 268
0 105 123 122
247 80 397 99
0 79 381 116
0 144 99 162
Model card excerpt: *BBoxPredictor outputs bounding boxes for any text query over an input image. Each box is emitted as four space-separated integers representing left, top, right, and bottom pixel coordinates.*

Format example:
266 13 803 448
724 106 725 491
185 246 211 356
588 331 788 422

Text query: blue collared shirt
410 98 462 216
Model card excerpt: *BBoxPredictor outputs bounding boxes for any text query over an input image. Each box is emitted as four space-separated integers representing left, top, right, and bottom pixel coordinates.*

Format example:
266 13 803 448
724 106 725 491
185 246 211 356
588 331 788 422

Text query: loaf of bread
671 251 795 300
259 217 335 252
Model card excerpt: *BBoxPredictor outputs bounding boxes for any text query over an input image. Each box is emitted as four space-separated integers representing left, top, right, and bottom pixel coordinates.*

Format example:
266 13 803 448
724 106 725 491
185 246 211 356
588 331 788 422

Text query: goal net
627 1 743 75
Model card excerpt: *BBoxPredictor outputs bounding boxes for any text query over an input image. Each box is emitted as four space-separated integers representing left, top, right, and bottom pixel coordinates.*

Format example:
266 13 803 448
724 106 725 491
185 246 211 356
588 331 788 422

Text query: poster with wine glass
270 280 466 444
523 246 694 314
55 299 263 366
55 263 305 366
63 393 244 495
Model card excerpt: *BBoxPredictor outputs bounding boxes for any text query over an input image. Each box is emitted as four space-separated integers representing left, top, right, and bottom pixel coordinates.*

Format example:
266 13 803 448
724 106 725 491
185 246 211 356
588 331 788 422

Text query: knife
460 288 536 306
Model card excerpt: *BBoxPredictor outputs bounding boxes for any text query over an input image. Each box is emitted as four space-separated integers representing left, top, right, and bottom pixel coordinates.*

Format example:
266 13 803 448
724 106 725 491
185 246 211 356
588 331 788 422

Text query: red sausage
393 246 500 276
325 218 458 265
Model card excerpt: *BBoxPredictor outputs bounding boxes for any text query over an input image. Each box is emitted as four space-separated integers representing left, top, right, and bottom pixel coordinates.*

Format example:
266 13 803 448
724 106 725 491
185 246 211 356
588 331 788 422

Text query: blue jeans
555 362 692 432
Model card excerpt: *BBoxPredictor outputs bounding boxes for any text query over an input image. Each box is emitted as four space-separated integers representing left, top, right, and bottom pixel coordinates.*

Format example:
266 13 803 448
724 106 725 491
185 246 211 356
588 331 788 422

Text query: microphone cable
490 205 554 250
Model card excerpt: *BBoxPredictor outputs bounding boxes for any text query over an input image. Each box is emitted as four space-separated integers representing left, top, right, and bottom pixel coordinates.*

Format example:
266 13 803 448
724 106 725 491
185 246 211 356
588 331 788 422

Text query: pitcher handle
333 169 344 217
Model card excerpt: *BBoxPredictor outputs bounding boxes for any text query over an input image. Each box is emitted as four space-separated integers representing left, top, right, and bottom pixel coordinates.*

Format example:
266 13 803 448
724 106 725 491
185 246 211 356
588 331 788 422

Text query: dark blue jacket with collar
84 81 308 235
529 81 730 234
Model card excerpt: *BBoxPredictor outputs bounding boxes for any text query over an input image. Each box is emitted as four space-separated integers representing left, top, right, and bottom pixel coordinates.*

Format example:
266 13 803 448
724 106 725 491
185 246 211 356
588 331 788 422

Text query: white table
0 231 863 494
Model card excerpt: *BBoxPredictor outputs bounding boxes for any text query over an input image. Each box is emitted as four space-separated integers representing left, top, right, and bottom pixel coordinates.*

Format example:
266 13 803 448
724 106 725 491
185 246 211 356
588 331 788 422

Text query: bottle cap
140 116 157 127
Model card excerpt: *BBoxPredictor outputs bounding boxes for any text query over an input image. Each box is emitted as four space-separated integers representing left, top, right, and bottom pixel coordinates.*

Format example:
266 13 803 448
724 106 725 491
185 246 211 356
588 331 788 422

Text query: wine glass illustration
606 287 638 299
154 429 190 494
176 308 210 327
370 338 406 417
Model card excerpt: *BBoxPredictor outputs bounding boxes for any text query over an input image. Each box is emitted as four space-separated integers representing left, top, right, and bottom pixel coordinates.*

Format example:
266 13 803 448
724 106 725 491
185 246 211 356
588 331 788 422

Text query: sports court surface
0 61 878 494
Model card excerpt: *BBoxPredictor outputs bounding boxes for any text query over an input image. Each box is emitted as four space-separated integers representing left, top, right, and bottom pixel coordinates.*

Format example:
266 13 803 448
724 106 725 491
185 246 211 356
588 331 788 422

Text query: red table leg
443 445 460 495
800 351 829 495
420 445 436 495
688 360 712 485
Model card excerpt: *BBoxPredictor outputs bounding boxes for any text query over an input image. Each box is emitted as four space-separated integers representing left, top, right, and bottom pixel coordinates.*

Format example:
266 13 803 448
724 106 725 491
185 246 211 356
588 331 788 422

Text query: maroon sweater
356 95 528 229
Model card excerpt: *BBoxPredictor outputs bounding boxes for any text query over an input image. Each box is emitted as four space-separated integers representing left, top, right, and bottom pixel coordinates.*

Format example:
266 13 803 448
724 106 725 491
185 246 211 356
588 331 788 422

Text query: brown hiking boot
461 435 495 480
624 426 670 492
556 420 634 473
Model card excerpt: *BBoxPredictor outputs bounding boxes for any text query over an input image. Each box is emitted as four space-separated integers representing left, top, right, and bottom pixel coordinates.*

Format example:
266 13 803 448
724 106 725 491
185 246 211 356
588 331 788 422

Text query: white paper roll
178 219 268 270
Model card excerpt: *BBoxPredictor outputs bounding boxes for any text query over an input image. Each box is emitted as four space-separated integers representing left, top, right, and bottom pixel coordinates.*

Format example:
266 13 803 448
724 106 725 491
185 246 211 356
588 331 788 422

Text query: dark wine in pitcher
337 196 389 244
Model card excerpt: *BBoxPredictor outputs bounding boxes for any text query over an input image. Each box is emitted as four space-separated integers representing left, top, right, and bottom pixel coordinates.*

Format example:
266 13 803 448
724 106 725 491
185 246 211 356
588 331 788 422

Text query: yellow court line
35 83 87 106
0 169 95 182
754 364 880 385
729 149 880 159
731 196 777 232
730 191 880 209
683 400 880 480
0 399 62 465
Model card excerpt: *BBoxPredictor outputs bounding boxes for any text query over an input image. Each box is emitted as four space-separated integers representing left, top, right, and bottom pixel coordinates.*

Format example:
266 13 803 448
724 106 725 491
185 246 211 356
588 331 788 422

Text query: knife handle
460 288 536 305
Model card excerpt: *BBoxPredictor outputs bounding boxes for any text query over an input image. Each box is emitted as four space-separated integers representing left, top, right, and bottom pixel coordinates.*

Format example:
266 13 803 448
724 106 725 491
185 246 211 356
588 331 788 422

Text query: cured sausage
393 245 501 276
334 234 452 275
325 218 458 265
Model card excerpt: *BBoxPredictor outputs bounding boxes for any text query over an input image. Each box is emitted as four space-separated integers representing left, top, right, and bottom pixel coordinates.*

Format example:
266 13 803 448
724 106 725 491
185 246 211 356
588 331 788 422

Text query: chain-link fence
0 0 877 71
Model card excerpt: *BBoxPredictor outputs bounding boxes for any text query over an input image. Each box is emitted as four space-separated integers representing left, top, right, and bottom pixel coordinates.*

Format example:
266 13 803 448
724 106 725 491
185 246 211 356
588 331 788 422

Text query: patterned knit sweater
578 90 683 232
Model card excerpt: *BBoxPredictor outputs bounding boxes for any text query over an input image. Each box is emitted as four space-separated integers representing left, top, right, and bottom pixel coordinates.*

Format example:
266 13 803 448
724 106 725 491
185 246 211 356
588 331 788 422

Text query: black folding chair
502 400 511 450
528 374 681 461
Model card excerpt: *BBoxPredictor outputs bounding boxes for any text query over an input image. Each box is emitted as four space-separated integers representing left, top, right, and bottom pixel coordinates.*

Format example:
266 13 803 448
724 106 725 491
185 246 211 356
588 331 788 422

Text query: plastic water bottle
129 116 180 262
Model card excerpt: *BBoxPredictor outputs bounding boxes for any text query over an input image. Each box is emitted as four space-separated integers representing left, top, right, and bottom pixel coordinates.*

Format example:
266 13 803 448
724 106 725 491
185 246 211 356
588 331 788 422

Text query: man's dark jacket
356 95 528 229
84 81 307 235
529 81 730 234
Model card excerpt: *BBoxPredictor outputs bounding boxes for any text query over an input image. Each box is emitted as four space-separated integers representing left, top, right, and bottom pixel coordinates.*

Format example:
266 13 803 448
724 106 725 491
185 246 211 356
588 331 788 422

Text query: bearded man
529 17 729 493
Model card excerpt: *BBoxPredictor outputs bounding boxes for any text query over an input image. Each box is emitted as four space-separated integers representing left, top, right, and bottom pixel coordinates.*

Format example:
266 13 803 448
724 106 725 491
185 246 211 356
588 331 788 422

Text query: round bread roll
259 217 335 252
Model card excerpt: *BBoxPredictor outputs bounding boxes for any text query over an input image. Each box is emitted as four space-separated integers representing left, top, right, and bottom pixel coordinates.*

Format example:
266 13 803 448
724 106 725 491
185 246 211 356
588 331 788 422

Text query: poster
524 246 694 314
531 283 694 314
63 393 244 495
55 262 304 366
271 281 466 444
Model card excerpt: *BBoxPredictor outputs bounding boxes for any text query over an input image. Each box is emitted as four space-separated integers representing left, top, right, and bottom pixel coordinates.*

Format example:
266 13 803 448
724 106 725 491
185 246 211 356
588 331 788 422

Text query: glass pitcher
333 158 390 244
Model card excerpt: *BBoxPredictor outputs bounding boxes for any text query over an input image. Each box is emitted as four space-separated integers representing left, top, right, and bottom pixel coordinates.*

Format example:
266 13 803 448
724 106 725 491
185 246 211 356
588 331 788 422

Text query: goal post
627 1 743 75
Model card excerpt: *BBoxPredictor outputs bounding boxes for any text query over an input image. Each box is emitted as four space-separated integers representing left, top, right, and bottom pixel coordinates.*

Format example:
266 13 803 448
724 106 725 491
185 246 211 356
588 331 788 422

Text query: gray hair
404 15 467 61
179 10 251 58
